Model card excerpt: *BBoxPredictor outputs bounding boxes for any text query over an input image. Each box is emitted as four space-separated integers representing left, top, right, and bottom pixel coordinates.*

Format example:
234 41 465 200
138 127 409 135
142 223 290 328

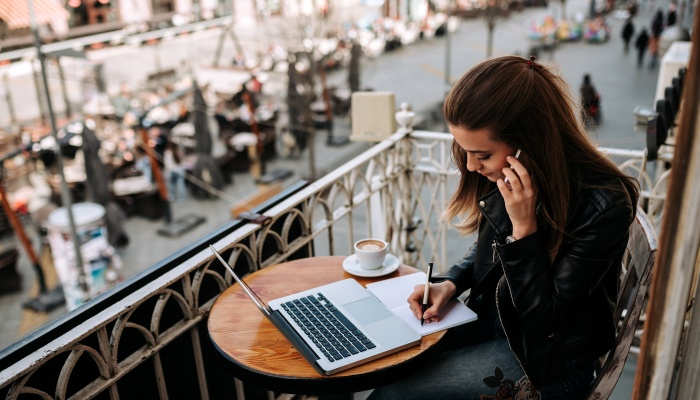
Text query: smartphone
504 149 522 185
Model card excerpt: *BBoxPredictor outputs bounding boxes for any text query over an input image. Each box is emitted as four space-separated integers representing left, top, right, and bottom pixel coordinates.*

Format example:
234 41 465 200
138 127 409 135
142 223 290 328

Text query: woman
370 56 638 399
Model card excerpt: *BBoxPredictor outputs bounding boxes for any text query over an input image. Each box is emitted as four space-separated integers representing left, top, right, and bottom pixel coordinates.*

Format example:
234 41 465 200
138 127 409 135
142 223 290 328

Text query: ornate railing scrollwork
0 128 661 400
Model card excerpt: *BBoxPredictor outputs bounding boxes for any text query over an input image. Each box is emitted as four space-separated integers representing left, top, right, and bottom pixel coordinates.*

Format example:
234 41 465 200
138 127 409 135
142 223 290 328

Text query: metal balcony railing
0 124 659 400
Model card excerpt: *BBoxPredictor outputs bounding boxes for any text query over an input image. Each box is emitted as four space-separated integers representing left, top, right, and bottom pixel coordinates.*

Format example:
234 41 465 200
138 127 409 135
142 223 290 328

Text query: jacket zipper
493 240 532 382
492 240 497 263
493 240 517 305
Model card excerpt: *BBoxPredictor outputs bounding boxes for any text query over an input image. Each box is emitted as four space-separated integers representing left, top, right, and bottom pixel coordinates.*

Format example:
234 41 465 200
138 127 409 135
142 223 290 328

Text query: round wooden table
208 256 447 394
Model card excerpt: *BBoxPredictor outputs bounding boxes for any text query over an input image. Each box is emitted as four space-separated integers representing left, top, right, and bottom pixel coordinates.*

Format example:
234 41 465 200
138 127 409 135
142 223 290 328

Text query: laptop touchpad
343 296 392 325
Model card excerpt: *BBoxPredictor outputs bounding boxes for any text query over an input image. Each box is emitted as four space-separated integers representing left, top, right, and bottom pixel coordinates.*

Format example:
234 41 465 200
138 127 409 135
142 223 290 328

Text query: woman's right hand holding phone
407 280 457 323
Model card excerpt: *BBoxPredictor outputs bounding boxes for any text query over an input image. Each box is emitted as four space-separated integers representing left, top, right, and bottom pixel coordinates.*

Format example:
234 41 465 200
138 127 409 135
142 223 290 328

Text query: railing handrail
264 130 410 217
0 180 308 388
0 130 415 388
598 147 646 158
0 15 234 63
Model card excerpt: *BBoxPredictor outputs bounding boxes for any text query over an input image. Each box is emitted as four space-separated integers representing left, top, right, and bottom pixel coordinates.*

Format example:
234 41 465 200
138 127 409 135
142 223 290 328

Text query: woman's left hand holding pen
407 281 456 323
497 155 538 240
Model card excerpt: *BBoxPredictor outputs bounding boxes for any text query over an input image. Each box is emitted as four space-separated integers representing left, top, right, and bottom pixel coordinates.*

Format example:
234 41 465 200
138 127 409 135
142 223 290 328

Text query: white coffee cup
353 238 388 270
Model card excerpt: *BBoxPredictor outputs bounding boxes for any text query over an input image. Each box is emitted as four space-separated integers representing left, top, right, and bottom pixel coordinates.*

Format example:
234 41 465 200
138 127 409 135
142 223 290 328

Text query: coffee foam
357 239 385 250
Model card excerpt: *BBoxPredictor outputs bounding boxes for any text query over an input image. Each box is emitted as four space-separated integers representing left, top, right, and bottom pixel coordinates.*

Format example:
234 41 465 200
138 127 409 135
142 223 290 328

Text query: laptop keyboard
281 293 376 362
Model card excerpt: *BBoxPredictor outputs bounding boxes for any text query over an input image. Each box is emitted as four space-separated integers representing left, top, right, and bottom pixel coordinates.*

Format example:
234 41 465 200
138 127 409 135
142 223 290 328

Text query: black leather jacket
444 183 634 387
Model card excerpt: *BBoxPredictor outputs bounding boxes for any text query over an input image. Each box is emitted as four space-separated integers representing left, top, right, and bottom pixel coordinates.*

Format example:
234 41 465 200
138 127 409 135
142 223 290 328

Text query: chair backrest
647 116 661 161
656 99 673 129
665 86 678 117
587 208 658 400
671 78 682 105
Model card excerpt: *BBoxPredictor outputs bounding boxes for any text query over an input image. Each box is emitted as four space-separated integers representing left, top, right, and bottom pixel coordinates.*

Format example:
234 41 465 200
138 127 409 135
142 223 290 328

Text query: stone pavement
1 0 688 396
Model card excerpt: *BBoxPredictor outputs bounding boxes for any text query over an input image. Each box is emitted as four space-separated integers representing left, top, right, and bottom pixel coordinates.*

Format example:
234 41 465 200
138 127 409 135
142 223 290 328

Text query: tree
560 0 567 20
484 0 508 58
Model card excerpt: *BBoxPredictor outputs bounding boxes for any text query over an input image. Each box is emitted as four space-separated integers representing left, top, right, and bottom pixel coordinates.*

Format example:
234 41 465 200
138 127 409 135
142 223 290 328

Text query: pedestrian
580 74 601 125
369 56 639 400
648 33 660 68
164 141 186 201
635 28 650 67
621 18 635 53
153 128 168 167
134 147 152 183
648 10 663 69
667 3 677 26
651 9 664 38
348 41 362 93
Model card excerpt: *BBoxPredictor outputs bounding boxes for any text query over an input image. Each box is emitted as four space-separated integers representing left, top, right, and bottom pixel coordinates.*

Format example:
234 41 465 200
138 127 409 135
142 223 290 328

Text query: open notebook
366 272 478 336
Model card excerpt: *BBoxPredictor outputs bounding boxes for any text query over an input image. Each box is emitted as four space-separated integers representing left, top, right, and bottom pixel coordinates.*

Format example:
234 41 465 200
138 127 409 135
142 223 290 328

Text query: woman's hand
497 155 538 240
407 280 457 323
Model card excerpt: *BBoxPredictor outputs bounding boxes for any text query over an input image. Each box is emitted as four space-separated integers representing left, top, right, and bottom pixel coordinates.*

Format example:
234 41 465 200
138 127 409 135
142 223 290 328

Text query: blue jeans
136 157 152 183
369 322 594 400
167 169 186 201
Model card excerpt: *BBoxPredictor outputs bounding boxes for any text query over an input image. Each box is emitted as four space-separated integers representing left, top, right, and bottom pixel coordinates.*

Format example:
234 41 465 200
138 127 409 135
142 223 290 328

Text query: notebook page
366 272 478 336
392 300 477 336
365 272 427 310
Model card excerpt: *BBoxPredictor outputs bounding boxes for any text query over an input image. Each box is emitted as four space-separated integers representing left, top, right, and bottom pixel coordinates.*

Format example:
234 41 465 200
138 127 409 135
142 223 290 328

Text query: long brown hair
443 56 639 260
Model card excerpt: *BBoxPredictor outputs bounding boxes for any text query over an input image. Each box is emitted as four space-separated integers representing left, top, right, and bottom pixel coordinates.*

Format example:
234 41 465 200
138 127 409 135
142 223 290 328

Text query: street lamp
26 0 88 308
445 0 454 88
484 0 507 58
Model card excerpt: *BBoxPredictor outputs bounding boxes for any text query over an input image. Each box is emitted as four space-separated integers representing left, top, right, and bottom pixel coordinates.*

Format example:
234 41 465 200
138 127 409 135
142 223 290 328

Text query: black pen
421 261 434 326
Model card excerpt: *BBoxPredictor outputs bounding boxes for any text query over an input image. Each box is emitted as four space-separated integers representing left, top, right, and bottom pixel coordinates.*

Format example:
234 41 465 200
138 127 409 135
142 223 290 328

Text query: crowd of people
578 0 685 127
620 1 681 68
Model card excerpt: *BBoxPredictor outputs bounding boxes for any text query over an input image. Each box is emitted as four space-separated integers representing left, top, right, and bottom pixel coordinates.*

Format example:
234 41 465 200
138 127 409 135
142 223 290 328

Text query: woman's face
449 125 515 182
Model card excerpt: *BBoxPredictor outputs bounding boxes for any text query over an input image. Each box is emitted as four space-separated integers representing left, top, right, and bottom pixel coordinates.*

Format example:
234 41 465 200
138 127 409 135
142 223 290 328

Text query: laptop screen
209 245 271 316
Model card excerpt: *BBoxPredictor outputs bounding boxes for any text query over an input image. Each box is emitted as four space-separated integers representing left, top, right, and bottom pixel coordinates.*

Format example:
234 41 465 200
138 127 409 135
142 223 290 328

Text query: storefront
0 0 69 37
66 0 119 27
152 0 175 14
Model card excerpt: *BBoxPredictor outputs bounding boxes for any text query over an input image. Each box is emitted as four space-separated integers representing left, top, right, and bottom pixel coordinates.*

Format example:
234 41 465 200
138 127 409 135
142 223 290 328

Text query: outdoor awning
0 0 69 32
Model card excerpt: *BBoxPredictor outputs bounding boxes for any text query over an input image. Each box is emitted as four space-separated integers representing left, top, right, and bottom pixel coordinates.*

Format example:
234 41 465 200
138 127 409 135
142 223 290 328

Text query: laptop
209 245 421 375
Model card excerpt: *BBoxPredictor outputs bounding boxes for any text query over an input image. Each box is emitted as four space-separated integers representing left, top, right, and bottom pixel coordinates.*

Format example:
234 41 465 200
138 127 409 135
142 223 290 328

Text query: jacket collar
477 187 512 240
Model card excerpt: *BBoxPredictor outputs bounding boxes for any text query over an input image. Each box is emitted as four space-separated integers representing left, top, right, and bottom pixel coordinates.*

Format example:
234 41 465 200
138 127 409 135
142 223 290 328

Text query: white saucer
342 253 400 278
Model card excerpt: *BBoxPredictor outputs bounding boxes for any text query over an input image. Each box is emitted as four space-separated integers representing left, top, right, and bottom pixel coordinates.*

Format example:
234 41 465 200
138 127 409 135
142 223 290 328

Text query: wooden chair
587 208 658 399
